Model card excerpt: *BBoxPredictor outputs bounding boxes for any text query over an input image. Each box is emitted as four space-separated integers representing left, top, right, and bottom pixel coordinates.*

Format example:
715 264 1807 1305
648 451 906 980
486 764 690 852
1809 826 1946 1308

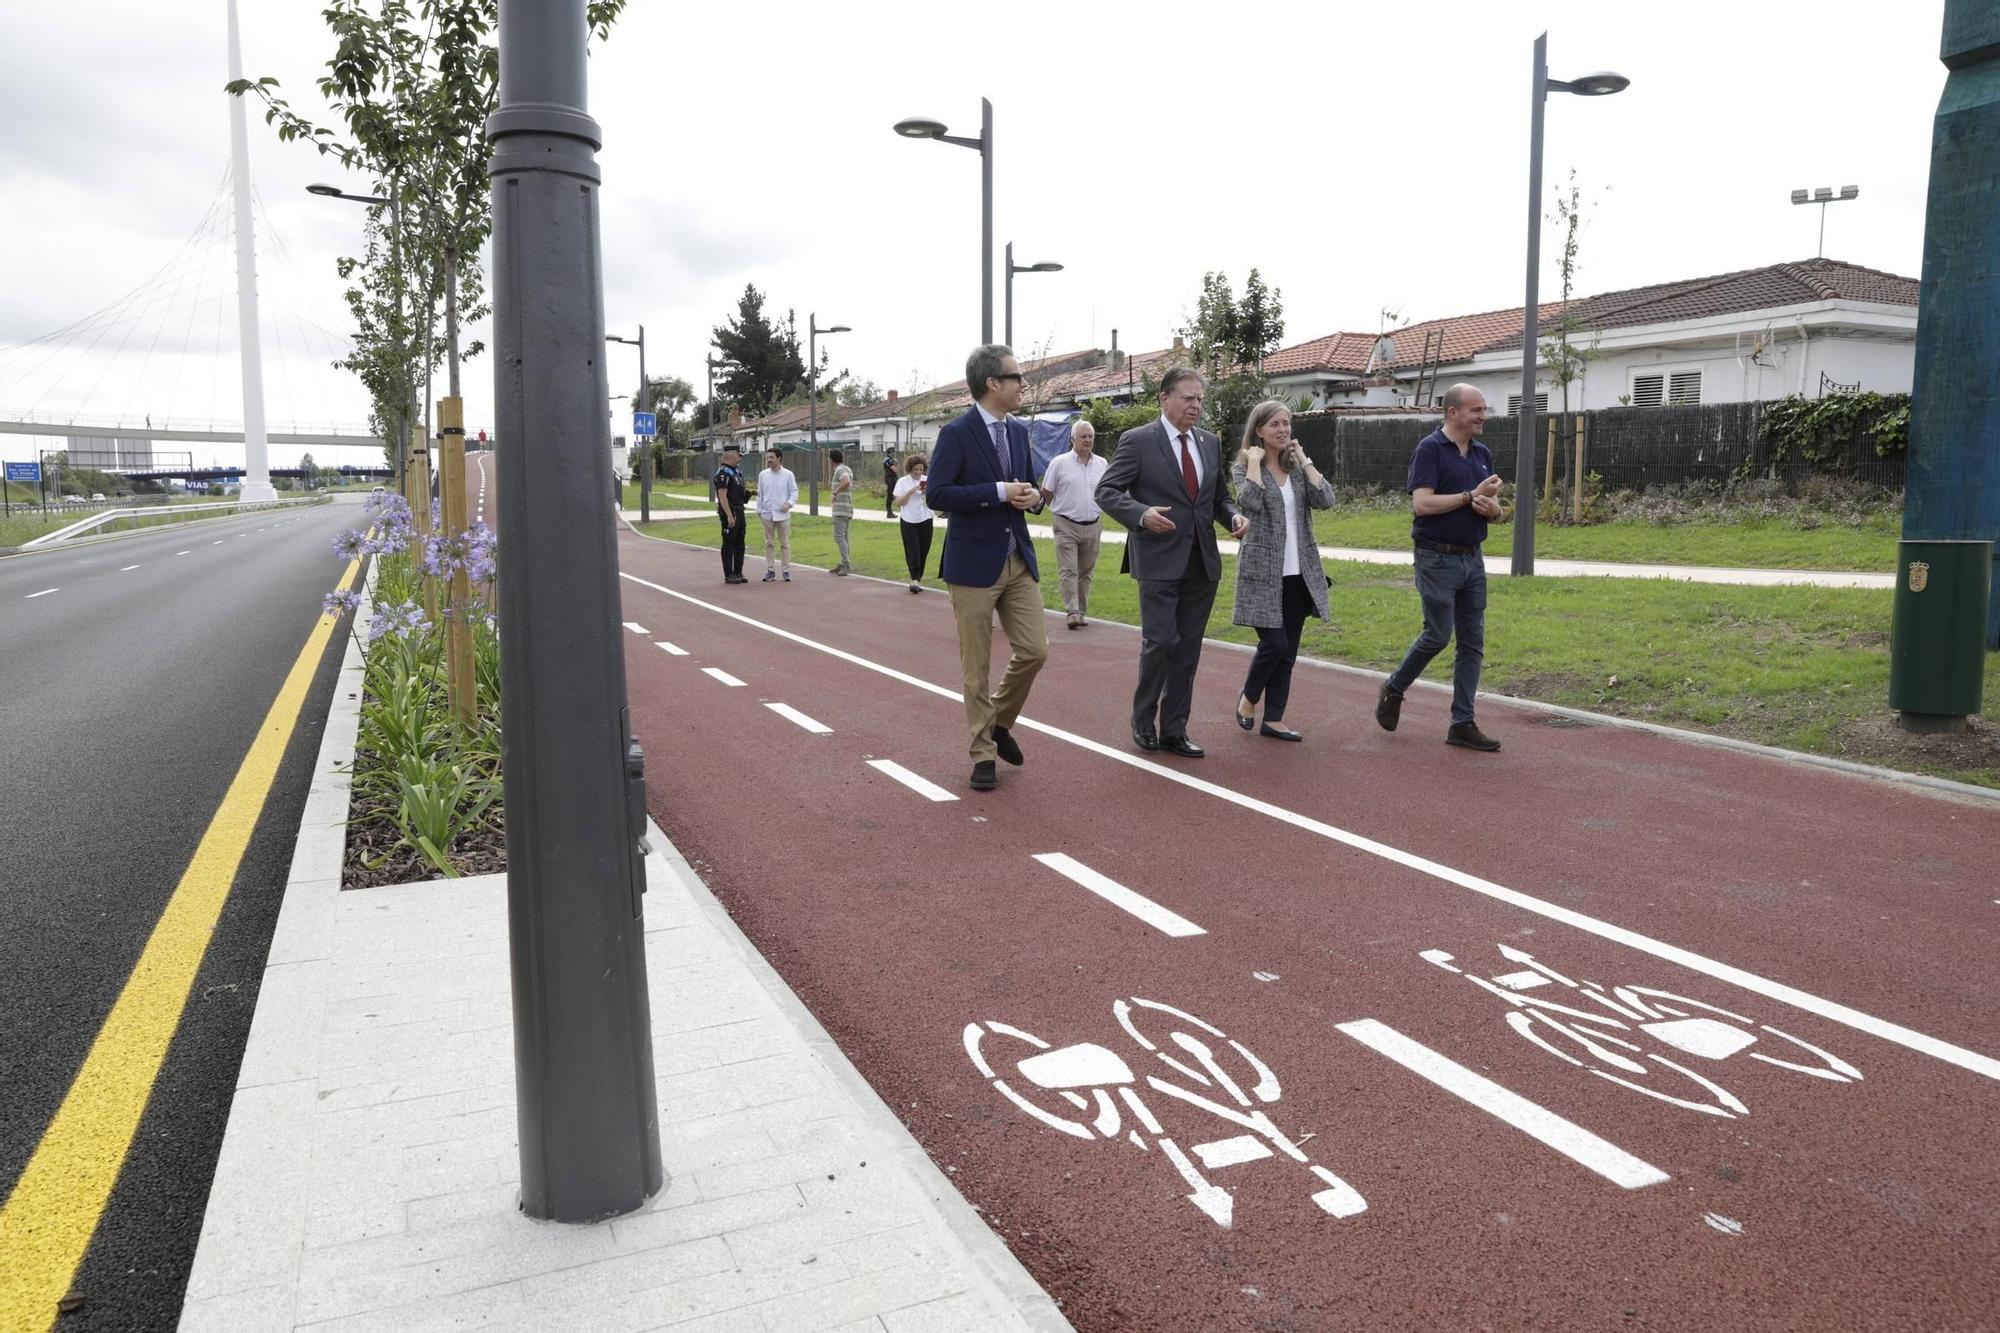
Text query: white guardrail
19 496 329 549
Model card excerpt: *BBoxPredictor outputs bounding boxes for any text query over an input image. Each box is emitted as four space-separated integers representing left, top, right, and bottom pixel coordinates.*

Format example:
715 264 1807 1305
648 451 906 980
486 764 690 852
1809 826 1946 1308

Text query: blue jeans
1387 549 1486 725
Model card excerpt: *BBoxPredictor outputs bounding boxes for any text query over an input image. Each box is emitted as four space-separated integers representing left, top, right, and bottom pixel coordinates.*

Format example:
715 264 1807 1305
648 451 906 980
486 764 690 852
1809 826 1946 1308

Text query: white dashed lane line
25 588 58 599
764 703 831 734
1031 852 1206 938
654 641 688 657
120 565 140 572
866 759 957 803
701 667 746 688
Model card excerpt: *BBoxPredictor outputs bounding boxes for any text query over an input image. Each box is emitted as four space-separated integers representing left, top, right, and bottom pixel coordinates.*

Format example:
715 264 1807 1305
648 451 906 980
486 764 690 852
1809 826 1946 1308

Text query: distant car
370 485 386 493
63 495 86 505
90 493 106 502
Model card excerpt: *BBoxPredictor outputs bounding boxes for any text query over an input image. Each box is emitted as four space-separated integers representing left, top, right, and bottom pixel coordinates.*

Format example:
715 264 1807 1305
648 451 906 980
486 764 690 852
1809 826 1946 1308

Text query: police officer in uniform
714 444 749 584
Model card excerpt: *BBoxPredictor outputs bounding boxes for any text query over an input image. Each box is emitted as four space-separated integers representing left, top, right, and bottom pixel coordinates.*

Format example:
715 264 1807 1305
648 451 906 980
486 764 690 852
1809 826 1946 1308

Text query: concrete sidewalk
622 498 1893 589
179 575 1069 1333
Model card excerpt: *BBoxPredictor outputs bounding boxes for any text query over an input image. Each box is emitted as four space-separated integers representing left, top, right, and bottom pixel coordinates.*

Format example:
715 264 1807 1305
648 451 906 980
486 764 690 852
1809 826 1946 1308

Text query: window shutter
1667 370 1702 405
1631 373 1665 408
1505 392 1549 415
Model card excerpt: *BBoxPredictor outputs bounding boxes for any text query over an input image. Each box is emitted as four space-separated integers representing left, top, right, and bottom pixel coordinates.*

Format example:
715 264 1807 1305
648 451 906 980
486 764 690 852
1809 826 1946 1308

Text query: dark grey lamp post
807 314 850 516
1004 243 1063 349
486 0 661 1224
893 100 993 342
1510 36 1628 577
307 182 408 484
607 326 649 521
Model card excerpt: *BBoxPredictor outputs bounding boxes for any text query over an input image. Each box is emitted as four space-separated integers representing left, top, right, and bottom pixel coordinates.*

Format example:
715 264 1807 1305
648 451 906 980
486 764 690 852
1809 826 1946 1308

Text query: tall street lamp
806 314 850 516
1004 242 1063 349
607 326 649 521
1511 35 1628 577
487 0 661 1223
893 100 993 342
307 182 409 486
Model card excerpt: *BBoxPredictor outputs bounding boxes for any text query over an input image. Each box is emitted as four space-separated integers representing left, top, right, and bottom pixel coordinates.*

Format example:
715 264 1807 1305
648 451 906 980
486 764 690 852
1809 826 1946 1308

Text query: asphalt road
614 526 2000 1333
0 498 362 1331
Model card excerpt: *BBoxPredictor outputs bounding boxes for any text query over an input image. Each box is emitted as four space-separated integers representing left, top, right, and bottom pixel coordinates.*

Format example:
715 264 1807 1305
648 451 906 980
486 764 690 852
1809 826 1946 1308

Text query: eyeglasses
990 372 1025 384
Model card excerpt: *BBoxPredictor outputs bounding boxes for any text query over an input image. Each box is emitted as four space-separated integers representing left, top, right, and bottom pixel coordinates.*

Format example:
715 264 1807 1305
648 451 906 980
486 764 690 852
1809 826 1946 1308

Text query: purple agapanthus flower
322 588 362 619
366 598 430 642
331 528 367 560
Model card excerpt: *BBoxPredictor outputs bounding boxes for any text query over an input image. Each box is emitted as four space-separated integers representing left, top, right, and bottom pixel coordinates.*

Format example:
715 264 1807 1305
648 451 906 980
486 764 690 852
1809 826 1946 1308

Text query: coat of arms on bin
1907 560 1929 592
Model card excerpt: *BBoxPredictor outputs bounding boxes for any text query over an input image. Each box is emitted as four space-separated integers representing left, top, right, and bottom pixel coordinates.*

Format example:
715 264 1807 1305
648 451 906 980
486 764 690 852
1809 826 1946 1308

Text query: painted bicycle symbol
963 996 1365 1229
1421 942 1862 1118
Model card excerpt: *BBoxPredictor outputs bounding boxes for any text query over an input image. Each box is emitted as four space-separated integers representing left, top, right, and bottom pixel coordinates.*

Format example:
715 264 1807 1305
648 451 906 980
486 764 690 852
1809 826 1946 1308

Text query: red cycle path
615 527 1998 1332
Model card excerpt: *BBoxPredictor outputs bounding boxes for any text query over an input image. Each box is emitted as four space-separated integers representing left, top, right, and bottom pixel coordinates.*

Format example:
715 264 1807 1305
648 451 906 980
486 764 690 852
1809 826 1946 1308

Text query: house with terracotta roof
1263 259 1918 415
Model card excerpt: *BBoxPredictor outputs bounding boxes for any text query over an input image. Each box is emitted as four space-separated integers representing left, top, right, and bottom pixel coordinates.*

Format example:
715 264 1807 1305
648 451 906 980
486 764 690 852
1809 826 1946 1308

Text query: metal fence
1290 403 1907 494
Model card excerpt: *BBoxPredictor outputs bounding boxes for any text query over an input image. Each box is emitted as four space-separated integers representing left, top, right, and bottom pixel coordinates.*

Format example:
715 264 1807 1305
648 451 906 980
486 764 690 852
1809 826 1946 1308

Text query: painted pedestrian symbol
1420 943 1862 1118
964 997 1365 1228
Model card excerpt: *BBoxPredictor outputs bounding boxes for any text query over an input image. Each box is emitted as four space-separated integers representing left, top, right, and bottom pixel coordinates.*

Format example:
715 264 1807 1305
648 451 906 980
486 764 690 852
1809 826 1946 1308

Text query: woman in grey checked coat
1230 400 1335 741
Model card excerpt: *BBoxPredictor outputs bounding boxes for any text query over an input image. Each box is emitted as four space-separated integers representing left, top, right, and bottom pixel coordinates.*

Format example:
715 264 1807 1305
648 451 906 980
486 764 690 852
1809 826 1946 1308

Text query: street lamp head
893 116 948 139
306 182 344 197
1028 262 1064 273
1563 70 1629 96
825 324 852 334
1790 189 1811 205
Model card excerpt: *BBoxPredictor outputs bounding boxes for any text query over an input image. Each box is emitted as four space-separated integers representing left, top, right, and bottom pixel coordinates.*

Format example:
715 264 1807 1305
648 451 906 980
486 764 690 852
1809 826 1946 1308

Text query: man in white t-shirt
1038 419 1109 629
754 448 798 582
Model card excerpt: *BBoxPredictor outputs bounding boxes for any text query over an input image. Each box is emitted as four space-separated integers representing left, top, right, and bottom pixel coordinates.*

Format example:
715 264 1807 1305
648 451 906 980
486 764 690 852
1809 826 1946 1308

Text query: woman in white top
754 448 799 581
1229 401 1334 740
892 454 934 594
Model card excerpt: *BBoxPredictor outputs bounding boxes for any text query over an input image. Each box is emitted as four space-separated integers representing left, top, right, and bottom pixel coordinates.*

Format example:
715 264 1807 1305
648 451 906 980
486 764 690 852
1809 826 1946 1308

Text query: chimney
887 389 899 404
728 405 742 429
1107 328 1124 373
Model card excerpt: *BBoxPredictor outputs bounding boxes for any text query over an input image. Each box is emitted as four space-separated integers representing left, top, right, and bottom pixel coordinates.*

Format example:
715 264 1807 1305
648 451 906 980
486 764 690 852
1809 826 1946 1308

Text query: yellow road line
0 556 362 1333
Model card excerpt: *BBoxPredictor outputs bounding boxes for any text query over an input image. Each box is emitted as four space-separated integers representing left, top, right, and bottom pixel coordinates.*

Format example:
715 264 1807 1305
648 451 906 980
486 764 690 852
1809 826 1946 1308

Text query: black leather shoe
1446 721 1501 752
1376 682 1403 731
1160 735 1205 758
970 760 998 790
991 725 1024 767
1131 724 1159 752
1260 724 1304 742
1235 697 1256 731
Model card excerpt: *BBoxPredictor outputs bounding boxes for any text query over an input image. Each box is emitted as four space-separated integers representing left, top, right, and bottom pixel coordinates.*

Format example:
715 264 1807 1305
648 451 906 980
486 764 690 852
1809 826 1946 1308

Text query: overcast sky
0 0 1948 468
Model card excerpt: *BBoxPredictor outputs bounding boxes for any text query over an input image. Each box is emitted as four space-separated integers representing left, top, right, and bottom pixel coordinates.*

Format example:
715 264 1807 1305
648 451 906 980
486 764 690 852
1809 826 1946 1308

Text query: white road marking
1336 1018 1671 1190
25 588 58 599
618 568 2000 1087
120 564 141 572
212 540 224 545
1032 852 1206 938
765 702 832 734
866 759 958 802
175 550 190 556
622 621 650 635
654 640 689 657
701 667 746 687
1704 1212 1745 1236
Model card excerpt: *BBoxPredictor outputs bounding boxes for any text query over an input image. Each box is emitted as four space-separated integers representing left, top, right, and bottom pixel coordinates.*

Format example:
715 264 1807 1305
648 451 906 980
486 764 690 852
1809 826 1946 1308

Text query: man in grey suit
1096 367 1248 757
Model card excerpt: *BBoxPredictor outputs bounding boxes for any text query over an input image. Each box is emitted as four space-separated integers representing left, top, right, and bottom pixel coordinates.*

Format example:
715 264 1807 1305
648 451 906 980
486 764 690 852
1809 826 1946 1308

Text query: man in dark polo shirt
1375 383 1507 750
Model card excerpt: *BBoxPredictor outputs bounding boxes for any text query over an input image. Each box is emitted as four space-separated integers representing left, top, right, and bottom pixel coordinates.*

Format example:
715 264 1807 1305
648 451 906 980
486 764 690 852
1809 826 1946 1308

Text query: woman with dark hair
1230 400 1334 740
892 454 934 593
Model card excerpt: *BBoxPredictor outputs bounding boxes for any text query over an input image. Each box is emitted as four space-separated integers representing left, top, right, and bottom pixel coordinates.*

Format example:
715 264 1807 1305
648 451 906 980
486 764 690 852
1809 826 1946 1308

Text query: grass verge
636 512 1999 789
629 482 1901 573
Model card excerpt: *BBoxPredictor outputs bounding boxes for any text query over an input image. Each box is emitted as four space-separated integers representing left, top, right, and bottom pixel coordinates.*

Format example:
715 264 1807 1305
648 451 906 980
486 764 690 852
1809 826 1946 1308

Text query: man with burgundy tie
1096 367 1248 757
926 344 1049 791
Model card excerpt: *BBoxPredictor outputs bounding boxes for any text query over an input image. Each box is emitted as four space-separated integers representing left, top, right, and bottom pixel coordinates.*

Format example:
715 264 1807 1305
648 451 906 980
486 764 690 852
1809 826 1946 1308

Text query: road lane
0 497 361 1331
614 527 2000 1332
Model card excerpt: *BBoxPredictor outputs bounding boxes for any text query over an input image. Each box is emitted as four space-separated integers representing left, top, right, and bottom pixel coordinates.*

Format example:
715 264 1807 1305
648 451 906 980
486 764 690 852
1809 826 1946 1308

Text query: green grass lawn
630 482 1901 572
636 512 1999 788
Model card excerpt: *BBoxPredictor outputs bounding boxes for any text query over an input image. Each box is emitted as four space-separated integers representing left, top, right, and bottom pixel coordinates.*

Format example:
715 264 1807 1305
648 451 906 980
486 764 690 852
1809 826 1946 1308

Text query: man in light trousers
755 447 798 582
1038 420 1108 629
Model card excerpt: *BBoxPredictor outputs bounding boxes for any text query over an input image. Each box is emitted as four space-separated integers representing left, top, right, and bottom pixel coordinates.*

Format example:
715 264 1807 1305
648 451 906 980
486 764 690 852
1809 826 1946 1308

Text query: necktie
992 420 1016 563
1179 432 1199 502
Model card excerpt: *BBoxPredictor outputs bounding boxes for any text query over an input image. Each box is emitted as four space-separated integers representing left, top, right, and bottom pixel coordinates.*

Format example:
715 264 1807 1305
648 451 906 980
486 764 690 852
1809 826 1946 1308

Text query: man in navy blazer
926 344 1049 791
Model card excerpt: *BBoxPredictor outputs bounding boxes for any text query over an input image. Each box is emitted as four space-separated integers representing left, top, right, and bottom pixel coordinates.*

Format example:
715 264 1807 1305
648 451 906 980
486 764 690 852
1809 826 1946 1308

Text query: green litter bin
1888 539 1992 731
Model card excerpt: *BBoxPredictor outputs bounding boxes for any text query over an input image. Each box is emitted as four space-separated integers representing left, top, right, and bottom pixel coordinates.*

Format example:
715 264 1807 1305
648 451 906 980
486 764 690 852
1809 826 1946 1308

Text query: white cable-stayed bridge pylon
0 160 379 471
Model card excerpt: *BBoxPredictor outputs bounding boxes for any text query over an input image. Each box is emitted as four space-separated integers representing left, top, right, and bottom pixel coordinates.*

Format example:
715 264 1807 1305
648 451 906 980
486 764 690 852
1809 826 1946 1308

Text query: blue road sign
632 411 658 438
5 461 42 483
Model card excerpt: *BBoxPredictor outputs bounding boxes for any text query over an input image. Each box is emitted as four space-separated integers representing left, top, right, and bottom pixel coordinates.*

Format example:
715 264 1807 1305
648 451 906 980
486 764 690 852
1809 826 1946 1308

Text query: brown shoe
1446 721 1501 752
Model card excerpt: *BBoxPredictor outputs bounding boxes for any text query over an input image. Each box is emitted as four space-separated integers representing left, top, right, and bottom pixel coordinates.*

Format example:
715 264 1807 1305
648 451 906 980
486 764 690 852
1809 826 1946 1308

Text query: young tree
1538 170 1603 429
1173 269 1287 452
228 0 629 469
